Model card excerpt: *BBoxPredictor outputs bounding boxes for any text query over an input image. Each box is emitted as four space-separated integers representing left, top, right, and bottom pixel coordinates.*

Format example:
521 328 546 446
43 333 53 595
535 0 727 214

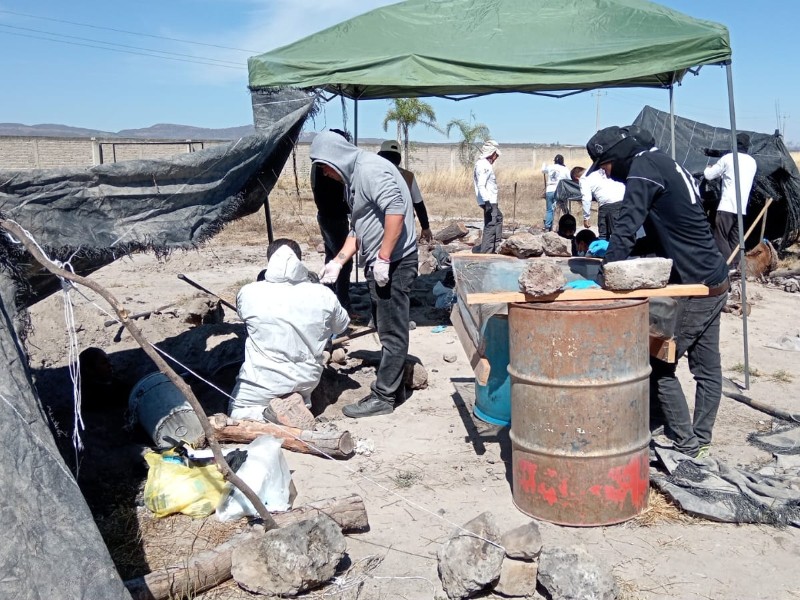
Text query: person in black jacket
311 128 354 315
585 126 730 459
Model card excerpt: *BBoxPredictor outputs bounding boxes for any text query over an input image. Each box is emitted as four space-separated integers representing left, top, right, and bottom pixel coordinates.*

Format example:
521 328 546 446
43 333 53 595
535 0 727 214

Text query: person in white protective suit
229 239 350 422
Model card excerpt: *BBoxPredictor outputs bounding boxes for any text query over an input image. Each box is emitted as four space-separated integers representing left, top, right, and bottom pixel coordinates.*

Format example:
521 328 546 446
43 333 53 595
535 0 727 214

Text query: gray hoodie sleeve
365 167 407 215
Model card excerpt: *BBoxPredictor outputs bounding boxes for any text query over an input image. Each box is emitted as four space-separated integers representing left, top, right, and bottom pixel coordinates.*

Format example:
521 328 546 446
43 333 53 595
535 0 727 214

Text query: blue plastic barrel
474 315 511 426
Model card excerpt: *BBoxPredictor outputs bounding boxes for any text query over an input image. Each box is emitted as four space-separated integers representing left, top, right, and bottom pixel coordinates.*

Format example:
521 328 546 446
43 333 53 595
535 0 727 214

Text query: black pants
317 213 353 311
480 203 503 253
598 202 622 240
650 290 728 456
367 251 418 405
714 211 739 267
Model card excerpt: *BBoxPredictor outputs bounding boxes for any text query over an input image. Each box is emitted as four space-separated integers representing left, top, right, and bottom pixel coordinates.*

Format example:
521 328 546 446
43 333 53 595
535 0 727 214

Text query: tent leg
725 62 750 390
353 96 359 283
353 98 359 146
264 197 274 244
669 85 676 159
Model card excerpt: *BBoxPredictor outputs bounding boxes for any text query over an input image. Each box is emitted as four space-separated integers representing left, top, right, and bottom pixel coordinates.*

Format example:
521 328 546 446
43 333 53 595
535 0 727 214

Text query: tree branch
0 218 278 529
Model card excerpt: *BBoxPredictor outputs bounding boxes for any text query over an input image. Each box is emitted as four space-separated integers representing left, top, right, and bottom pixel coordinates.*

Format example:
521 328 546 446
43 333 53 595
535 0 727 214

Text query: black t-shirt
311 164 350 219
605 149 728 286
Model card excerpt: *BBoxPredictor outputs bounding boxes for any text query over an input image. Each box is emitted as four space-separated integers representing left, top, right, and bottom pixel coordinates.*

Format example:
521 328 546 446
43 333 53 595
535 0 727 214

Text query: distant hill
0 122 257 140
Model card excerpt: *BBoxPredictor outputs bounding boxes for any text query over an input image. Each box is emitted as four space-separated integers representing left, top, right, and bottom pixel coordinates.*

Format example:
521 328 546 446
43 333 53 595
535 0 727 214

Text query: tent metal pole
669 85 676 159
354 97 359 146
725 62 750 390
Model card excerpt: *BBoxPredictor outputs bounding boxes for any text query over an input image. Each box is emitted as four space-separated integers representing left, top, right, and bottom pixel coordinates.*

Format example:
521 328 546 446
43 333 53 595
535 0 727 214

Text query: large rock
518 260 567 297
403 360 428 390
494 558 538 597
541 232 572 257
499 233 544 258
603 257 672 290
500 522 542 560
231 514 346 597
437 511 505 599
537 545 618 600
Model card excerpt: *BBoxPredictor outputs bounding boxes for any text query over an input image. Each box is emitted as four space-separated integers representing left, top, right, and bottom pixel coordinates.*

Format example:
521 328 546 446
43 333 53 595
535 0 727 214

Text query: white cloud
174 0 396 86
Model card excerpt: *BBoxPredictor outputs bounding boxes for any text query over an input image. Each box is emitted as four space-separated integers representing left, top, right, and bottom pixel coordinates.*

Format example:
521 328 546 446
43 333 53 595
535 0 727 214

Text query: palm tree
446 113 491 168
382 99 442 169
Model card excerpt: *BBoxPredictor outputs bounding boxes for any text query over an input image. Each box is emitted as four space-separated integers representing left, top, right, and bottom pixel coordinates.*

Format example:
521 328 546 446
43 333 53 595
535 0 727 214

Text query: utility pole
593 91 607 131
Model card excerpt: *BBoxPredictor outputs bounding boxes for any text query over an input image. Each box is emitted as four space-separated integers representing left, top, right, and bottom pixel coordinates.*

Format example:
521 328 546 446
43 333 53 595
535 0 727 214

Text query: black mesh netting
0 90 314 599
633 105 800 249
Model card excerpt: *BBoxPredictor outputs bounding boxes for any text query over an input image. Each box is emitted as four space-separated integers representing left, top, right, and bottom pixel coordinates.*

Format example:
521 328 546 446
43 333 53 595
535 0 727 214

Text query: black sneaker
342 395 393 418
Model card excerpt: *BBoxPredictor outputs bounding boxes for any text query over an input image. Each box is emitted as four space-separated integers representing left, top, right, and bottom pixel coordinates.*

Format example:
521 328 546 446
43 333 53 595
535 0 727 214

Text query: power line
0 30 246 70
0 8 261 53
0 23 245 67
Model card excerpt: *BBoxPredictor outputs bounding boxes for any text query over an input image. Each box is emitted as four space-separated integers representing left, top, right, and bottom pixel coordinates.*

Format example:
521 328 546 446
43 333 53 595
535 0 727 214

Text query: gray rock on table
602 257 673 290
519 260 567 297
499 233 544 258
541 232 572 257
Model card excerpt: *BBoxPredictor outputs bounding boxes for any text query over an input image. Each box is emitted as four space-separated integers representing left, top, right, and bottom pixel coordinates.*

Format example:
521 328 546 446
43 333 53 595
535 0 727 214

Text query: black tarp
633 105 800 249
0 91 313 599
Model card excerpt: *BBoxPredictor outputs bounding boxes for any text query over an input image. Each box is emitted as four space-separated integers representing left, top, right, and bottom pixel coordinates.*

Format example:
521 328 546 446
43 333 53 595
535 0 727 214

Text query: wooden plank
649 335 677 363
450 305 491 385
466 284 709 305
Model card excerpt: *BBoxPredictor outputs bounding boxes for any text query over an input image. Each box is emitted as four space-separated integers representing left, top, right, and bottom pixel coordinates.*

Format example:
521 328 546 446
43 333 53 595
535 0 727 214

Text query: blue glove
588 239 609 257
563 279 601 290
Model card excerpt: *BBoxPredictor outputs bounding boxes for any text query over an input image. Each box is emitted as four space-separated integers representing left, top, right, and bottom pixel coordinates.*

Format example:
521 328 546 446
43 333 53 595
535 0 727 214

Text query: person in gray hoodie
310 131 418 418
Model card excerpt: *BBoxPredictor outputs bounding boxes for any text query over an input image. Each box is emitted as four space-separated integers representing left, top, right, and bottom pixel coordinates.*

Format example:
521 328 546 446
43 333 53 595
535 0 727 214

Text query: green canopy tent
248 0 754 385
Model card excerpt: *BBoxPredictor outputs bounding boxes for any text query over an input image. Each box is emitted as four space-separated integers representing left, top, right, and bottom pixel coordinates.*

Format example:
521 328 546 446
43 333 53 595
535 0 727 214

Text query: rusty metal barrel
508 299 651 526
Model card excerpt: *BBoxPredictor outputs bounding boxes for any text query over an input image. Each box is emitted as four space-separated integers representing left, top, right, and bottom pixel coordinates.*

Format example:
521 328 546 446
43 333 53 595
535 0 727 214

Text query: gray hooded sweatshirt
310 131 417 265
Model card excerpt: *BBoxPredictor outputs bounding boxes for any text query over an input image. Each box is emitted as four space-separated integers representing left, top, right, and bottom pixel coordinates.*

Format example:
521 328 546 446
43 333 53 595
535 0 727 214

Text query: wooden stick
449 305 491 385
209 414 355 458
649 335 676 363
723 390 800 424
103 302 176 327
726 197 774 265
124 494 369 600
0 218 277 529
466 283 710 305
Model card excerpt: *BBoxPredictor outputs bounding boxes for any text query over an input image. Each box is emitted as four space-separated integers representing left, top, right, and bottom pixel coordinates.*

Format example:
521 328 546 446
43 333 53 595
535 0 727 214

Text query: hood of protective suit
309 130 362 189
264 245 308 284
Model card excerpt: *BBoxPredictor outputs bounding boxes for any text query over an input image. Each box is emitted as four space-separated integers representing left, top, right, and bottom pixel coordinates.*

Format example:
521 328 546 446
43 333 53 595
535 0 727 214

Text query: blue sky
0 1 797 146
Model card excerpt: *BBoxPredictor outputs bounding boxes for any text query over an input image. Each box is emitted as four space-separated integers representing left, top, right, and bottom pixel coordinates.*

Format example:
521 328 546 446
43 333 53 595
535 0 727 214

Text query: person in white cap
377 140 434 244
473 140 502 253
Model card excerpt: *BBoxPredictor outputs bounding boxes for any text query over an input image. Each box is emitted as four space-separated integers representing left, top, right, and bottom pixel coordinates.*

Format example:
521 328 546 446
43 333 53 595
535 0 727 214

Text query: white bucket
128 372 205 449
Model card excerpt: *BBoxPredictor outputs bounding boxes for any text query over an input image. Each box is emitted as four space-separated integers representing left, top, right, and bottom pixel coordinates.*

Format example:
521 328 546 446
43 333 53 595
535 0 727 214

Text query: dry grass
215 165 564 250
632 488 695 527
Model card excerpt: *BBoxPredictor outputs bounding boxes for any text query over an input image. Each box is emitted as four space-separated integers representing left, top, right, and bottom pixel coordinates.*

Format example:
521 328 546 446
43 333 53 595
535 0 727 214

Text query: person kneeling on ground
574 229 597 256
229 238 350 422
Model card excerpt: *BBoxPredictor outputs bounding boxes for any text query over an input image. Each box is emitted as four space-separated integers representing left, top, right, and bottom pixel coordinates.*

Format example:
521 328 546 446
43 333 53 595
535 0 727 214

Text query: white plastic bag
216 435 293 521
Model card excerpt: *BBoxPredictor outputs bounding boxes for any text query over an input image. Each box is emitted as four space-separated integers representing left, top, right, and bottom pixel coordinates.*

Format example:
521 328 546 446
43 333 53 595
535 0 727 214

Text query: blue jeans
367 251 418 404
317 213 353 312
650 290 728 455
544 191 556 230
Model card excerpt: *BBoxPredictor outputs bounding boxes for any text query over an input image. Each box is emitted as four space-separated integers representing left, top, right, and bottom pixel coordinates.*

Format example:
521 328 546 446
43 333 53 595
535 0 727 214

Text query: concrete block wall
0 136 227 170
280 142 591 188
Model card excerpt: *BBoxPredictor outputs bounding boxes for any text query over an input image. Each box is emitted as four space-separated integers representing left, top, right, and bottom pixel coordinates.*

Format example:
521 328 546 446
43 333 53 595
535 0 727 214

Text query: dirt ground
24 219 800 600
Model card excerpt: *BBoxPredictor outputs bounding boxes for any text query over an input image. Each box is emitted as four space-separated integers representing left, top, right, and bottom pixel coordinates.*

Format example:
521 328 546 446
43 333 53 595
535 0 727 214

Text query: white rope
63 282 506 550
4 219 85 458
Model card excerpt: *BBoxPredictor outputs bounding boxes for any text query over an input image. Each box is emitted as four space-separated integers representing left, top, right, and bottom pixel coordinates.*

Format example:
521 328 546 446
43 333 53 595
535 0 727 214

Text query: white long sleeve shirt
580 170 626 219
703 152 757 215
474 157 498 205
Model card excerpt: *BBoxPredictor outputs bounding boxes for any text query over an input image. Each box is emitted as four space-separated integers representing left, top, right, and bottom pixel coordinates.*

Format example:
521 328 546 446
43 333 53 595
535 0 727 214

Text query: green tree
446 112 491 168
382 98 442 169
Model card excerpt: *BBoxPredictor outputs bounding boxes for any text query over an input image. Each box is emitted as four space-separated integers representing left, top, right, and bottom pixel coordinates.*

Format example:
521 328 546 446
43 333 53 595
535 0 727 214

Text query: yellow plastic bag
143 451 227 518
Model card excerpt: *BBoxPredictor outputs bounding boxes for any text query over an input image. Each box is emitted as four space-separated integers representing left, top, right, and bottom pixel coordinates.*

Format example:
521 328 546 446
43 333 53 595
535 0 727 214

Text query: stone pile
437 511 618 599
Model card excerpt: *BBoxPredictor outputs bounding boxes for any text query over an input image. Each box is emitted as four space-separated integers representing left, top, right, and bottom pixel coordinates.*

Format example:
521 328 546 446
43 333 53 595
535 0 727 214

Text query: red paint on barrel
603 454 649 509
516 458 538 494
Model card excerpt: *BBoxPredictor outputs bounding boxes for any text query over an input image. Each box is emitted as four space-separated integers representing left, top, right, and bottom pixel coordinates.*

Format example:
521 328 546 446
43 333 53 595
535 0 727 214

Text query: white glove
319 261 342 284
373 257 391 287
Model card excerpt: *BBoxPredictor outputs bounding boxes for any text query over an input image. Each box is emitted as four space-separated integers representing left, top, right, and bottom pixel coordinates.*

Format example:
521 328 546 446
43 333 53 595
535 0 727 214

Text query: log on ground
209 414 354 458
124 494 369 600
